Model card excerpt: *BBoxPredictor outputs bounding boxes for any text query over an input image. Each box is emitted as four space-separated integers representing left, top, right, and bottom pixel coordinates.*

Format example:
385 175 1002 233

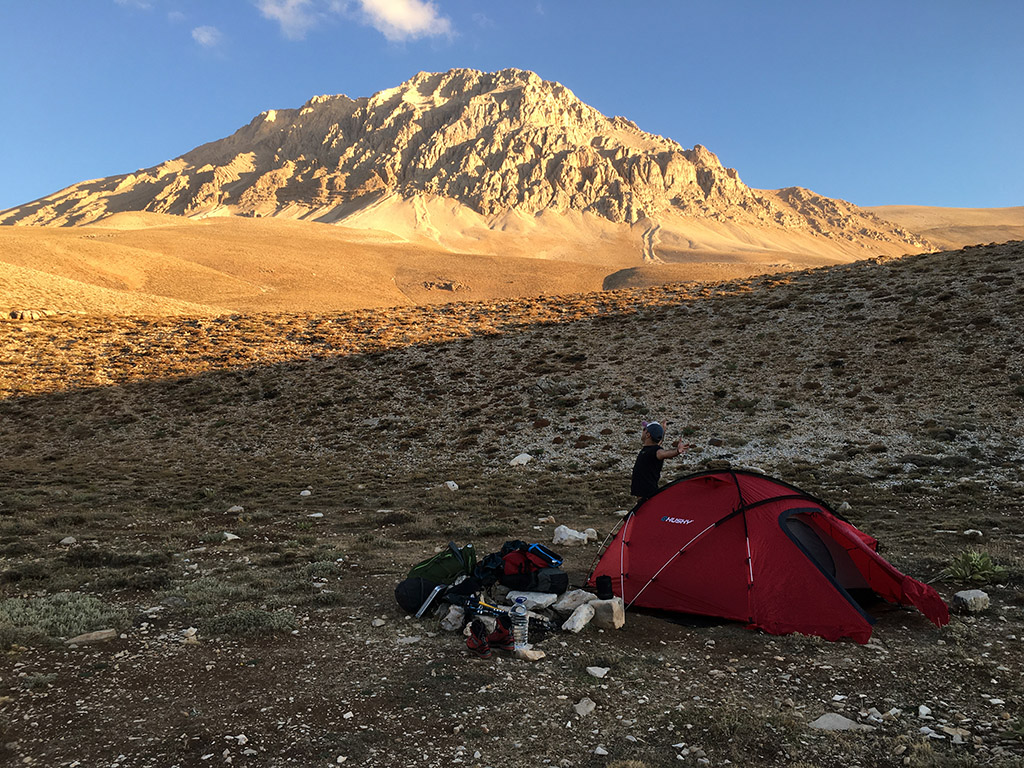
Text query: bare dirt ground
1 241 1023 767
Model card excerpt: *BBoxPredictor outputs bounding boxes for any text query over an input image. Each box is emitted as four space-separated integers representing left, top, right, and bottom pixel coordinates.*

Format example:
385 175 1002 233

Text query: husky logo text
661 516 694 525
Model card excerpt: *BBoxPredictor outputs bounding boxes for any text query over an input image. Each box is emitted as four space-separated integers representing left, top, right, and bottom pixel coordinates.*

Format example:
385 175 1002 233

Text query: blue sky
1 1 1022 211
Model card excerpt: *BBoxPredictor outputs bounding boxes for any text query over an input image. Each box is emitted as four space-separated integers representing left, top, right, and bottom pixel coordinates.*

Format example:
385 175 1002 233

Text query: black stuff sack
395 577 446 616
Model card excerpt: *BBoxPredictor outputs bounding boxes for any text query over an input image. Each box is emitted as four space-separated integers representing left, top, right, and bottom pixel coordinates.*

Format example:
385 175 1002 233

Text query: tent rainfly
587 470 949 643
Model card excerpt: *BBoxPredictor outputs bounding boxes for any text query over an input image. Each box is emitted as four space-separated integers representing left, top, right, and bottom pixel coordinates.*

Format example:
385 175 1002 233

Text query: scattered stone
538 515 556 524
553 589 598 616
590 597 626 629
514 647 546 662
552 525 589 546
918 705 932 719
181 627 199 645
612 509 630 517
963 529 983 539
223 532 240 541
307 512 324 518
586 666 610 678
59 536 77 546
709 437 725 447
574 697 597 716
66 629 118 645
952 589 990 613
584 528 597 541
808 713 874 731
300 489 312 497
371 618 386 628
594 746 608 756
445 480 459 491
227 505 244 514
506 591 558 611
396 636 422 645
510 453 533 466
562 603 595 633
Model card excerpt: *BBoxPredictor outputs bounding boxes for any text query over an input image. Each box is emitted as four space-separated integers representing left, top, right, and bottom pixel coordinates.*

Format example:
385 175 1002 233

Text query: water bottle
510 596 529 651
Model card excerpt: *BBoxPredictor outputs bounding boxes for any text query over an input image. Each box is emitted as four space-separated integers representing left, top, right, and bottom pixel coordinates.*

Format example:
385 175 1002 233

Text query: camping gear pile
395 469 950 653
587 469 950 643
394 540 571 657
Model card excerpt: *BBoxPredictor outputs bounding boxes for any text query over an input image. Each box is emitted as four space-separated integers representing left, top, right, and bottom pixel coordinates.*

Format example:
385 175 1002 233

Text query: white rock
574 697 597 716
66 629 118 645
808 713 874 731
510 453 533 466
553 589 598 616
586 666 610 678
235 735 248 746
396 636 421 645
514 647 546 662
594 746 608 756
963 529 983 539
918 704 932 718
952 589 989 613
445 480 459 491
59 536 77 546
612 509 630 517
371 618 386 628
300 489 312 497
307 513 324 518
506 591 558 610
552 525 589 546
584 528 597 541
562 603 595 633
223 532 240 541
227 505 244 514
590 597 626 629
440 605 466 632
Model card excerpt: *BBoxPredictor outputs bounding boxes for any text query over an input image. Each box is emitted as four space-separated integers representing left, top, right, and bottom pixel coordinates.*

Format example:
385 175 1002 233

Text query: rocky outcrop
0 68 926 251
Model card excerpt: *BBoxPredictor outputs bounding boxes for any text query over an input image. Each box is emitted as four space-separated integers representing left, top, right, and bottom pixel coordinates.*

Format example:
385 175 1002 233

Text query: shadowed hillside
1 241 1022 767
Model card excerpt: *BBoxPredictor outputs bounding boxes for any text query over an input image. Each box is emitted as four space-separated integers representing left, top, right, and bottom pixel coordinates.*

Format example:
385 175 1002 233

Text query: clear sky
2 1 1022 212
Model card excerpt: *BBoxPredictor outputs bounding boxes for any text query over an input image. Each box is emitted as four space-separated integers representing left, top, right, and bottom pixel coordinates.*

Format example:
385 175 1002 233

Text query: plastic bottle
510 596 529 651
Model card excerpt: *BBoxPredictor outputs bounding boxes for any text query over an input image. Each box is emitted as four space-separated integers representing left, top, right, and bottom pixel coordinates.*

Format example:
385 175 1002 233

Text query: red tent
587 470 949 643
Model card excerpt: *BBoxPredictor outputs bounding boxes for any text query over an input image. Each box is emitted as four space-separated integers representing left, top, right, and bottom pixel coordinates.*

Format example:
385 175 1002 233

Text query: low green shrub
0 592 125 648
939 550 1007 585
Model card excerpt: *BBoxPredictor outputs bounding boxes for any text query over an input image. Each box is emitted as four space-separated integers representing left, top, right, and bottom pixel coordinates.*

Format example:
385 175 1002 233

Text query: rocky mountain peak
0 69 927 253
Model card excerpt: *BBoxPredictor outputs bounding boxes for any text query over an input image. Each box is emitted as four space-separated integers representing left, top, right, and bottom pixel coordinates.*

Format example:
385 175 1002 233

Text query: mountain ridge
0 67 928 262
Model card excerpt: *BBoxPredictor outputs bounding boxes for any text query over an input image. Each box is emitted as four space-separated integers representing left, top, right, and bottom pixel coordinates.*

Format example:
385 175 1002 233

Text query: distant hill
867 205 1024 250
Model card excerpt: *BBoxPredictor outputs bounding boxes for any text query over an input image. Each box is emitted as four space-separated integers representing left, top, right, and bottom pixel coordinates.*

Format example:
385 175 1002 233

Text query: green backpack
407 542 477 585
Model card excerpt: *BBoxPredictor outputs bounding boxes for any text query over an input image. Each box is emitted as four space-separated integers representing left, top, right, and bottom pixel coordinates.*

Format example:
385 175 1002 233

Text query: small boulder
574 697 597 716
514 647 546 662
808 713 874 731
952 589 989 613
59 536 77 546
586 666 610 678
562 603 595 633
227 505 244 514
506 591 558 611
223 532 240 541
445 480 459 491
510 453 533 466
552 525 588 546
553 589 598 616
66 629 118 645
590 597 626 629
440 605 465 632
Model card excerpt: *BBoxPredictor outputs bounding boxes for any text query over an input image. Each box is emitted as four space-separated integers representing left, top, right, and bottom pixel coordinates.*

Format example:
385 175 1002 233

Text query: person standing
630 421 688 504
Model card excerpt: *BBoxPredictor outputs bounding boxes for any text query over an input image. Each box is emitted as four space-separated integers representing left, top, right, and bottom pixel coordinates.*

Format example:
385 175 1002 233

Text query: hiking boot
486 615 514 652
466 619 492 659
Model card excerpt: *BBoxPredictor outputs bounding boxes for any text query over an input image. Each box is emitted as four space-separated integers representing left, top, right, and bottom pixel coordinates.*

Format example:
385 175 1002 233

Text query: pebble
59 536 77 546
586 666 610 678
